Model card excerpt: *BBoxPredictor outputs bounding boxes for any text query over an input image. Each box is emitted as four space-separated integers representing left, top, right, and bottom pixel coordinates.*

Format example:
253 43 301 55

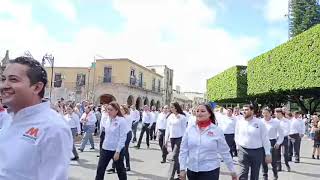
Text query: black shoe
161 160 166 163
90 147 95 150
126 167 131 171
134 145 140 149
96 155 100 157
286 166 291 172
78 148 84 152
71 156 79 161
317 155 319 159
273 176 278 180
277 167 282 172
294 159 300 163
107 168 115 174
312 155 315 159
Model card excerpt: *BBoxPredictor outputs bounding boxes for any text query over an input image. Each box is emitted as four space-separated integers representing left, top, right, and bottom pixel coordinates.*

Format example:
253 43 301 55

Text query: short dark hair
243 104 254 110
227 107 233 112
9 56 48 98
262 107 272 113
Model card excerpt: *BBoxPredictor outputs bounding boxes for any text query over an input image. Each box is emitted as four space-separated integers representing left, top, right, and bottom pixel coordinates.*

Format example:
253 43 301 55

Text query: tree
289 0 320 37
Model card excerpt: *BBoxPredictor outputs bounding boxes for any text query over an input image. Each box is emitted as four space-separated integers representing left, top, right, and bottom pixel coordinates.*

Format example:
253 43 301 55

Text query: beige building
172 86 192 109
146 65 173 106
45 58 163 109
183 92 207 107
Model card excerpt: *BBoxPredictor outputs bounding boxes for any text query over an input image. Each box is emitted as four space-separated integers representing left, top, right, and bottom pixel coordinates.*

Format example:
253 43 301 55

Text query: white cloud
264 0 289 22
0 0 261 93
50 0 77 22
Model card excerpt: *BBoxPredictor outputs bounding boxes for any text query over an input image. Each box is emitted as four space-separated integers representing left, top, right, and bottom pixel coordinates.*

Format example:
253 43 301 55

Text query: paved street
69 135 320 180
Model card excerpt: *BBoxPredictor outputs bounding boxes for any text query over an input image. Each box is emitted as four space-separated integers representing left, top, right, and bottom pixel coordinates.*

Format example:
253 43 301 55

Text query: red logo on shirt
207 131 215 137
23 127 39 140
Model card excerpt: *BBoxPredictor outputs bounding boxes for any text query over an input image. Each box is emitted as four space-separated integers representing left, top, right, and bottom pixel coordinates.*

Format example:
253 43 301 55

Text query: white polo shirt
0 102 72 180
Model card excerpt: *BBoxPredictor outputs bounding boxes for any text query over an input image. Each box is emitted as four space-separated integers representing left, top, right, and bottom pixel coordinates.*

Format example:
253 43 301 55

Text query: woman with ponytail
179 103 237 180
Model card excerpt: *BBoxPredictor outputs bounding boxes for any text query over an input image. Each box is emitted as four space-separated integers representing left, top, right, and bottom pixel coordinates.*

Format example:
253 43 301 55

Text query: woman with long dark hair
179 103 237 180
164 102 188 180
95 101 127 180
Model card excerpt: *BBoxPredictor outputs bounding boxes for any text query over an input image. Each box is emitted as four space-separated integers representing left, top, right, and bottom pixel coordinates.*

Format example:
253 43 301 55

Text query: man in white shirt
150 105 158 141
130 105 140 142
135 105 152 149
155 105 170 163
289 111 305 163
0 56 72 180
235 104 271 180
218 107 237 158
275 108 291 171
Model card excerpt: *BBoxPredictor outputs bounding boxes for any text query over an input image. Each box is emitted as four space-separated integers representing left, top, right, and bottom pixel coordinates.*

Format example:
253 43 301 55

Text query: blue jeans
80 125 95 150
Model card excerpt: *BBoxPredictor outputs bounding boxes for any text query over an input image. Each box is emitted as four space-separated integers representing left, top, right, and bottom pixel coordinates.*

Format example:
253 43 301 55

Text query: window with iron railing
103 66 112 83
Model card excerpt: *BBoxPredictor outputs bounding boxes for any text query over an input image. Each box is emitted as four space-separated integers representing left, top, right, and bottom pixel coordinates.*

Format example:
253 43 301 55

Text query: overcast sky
0 0 289 92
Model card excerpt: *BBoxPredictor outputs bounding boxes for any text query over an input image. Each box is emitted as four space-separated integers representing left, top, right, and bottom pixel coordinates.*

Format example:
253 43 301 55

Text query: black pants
238 146 264 180
224 134 237 157
137 123 150 147
125 131 132 168
158 129 168 161
95 149 127 180
169 137 182 178
262 139 278 178
187 168 220 180
289 133 301 161
150 122 156 140
131 121 138 141
277 136 290 169
99 131 105 152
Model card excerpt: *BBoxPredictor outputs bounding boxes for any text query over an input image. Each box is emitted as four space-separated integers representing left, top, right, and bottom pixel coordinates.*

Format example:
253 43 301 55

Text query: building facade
183 91 207 107
45 58 163 109
172 86 192 109
146 65 173 106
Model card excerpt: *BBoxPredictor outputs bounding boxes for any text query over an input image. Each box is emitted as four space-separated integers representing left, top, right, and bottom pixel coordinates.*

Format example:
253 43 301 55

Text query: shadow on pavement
129 170 167 180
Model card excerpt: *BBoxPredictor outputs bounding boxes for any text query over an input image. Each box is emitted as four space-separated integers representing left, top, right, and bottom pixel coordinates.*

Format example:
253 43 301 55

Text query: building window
158 79 161 92
130 69 136 85
152 78 156 91
76 74 86 86
103 66 112 83
54 73 62 87
138 72 143 87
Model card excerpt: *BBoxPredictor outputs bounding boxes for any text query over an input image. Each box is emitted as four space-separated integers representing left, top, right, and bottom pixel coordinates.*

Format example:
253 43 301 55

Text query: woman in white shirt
79 105 97 152
179 103 237 180
120 104 133 171
64 104 81 160
95 101 127 180
164 102 187 180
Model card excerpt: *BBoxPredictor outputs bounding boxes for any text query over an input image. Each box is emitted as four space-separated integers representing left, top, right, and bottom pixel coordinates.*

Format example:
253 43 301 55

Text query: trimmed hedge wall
248 24 320 95
207 65 247 102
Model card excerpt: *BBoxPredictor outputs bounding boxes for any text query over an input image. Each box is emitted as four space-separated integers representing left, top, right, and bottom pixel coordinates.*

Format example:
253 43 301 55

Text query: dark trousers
187 168 220 180
158 129 168 161
71 128 79 158
169 137 182 178
276 136 290 169
224 134 237 157
131 121 139 141
95 149 127 180
137 123 150 147
238 146 264 180
289 133 301 161
99 131 105 151
262 139 278 178
125 131 132 168
150 122 156 140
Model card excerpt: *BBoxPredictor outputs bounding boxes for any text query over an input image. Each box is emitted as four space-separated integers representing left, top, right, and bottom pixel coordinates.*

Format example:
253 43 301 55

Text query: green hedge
207 66 247 102
248 24 320 95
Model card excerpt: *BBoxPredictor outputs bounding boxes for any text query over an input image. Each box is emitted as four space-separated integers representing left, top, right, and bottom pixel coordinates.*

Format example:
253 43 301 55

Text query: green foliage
248 24 320 96
289 0 320 37
207 66 247 102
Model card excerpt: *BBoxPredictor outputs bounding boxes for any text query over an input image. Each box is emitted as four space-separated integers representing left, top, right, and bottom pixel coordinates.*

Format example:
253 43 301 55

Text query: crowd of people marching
0 56 319 180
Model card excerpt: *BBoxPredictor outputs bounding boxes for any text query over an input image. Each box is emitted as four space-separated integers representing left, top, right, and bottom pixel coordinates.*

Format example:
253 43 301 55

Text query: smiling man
0 56 72 180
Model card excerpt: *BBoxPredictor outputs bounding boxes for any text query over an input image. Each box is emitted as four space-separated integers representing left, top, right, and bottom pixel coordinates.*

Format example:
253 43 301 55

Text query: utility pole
42 54 54 101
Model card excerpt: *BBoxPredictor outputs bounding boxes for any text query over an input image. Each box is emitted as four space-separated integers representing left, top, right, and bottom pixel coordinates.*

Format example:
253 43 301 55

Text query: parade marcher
235 104 272 180
179 103 237 180
187 108 196 128
135 105 152 149
313 125 320 159
150 105 158 140
217 107 237 158
121 104 133 171
79 105 97 152
276 108 291 171
130 105 140 142
0 56 72 180
95 102 127 180
97 104 108 158
288 111 305 163
0 96 11 133
261 107 284 180
95 106 102 135
164 102 187 180
155 105 170 163
64 104 81 161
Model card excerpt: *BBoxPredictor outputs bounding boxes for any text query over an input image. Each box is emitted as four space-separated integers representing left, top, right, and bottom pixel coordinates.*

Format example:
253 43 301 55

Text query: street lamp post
42 54 54 101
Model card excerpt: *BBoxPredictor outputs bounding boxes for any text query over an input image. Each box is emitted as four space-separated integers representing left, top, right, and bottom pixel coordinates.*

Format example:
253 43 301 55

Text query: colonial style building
183 91 207 107
45 58 163 109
